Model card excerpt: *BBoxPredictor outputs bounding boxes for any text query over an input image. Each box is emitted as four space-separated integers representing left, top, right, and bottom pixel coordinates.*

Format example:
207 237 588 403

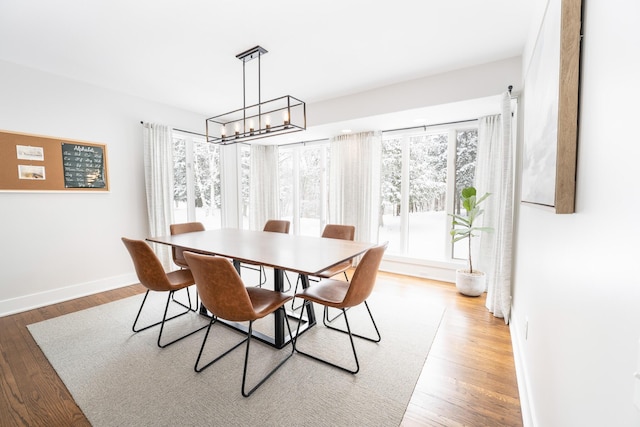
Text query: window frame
380 120 478 263
171 132 222 230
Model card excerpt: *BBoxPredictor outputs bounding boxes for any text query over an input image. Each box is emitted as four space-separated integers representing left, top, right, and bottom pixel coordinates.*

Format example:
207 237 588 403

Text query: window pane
379 138 402 254
172 137 222 230
193 140 221 230
279 147 294 227
452 129 478 259
407 133 448 260
240 146 250 229
299 146 323 236
172 137 188 223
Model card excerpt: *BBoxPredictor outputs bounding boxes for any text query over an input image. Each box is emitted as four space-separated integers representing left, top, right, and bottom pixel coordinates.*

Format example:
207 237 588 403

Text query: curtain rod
174 128 207 138
382 118 478 135
278 137 329 148
278 118 478 147
140 121 207 138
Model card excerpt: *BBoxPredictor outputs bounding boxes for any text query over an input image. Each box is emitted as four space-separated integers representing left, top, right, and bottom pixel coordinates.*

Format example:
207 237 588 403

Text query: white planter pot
455 269 486 297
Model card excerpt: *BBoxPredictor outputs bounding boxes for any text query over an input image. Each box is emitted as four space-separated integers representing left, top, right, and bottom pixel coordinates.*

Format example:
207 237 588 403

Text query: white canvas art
521 0 561 207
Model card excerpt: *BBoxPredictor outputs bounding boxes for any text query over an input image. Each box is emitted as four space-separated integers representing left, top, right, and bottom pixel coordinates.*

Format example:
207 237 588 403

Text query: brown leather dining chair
242 219 291 288
292 242 388 374
121 237 207 348
184 251 294 397
263 219 290 234
169 222 205 310
291 224 356 312
316 224 356 280
169 221 205 269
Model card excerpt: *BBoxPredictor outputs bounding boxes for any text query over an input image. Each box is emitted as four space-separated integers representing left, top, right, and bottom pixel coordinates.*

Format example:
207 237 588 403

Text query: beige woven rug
28 286 443 426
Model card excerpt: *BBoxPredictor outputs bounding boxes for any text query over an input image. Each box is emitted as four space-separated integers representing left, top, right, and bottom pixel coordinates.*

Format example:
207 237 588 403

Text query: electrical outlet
634 372 640 410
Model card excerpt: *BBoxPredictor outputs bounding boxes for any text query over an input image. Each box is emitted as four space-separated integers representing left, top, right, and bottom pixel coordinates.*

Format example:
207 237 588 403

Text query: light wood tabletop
147 228 374 276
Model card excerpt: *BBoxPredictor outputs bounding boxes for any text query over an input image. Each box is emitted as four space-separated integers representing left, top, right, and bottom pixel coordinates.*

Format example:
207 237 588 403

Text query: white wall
511 0 640 425
310 56 522 127
0 60 206 316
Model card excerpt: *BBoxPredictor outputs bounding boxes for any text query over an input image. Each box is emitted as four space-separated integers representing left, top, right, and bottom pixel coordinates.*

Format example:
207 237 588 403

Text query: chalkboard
62 143 106 188
0 129 109 192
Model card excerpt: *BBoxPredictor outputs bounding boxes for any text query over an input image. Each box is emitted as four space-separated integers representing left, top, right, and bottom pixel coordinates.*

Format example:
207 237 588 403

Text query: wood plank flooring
0 272 521 426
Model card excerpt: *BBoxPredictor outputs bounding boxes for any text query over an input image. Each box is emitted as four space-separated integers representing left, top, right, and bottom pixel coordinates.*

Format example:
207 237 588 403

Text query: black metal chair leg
282 271 293 293
194 318 247 373
131 290 207 348
293 303 361 374
132 290 152 332
194 307 293 397
256 266 292 292
259 266 267 287
157 292 209 348
241 307 294 397
323 301 381 343
132 290 191 333
324 305 351 324
291 274 319 311
290 275 303 310
171 286 196 311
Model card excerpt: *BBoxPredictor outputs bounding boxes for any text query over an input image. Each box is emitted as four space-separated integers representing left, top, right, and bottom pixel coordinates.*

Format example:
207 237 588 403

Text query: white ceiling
0 0 540 140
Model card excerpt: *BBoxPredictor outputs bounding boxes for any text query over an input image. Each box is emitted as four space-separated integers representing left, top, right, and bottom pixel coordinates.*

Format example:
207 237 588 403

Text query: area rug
28 287 443 427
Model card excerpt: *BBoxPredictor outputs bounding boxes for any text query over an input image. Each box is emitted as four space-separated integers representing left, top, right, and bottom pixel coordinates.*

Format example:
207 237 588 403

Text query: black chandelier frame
206 46 306 145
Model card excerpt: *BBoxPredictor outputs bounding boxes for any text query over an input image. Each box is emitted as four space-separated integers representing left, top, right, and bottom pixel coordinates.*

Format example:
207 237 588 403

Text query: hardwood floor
0 272 521 426
393 273 522 426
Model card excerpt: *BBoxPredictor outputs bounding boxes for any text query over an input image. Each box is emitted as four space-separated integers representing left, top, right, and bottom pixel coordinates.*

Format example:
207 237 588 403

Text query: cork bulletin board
0 130 109 192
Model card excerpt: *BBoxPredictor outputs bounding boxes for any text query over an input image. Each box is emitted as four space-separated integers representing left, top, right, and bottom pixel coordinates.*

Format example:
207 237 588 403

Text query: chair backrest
121 237 174 292
341 242 388 308
170 222 205 235
170 222 205 267
263 220 290 234
322 224 355 241
183 252 257 322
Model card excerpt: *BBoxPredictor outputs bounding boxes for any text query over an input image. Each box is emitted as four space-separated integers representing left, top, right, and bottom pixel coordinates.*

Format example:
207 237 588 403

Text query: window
279 142 329 235
240 145 250 228
379 123 478 262
452 128 479 260
172 135 222 230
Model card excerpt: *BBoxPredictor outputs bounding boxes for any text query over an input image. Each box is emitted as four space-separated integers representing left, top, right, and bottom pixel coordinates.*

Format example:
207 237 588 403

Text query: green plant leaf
450 216 470 226
462 198 473 212
461 187 476 198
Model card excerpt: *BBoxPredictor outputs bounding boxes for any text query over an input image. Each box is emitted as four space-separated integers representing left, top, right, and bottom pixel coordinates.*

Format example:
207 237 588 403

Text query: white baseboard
380 256 459 283
0 273 139 318
510 307 537 427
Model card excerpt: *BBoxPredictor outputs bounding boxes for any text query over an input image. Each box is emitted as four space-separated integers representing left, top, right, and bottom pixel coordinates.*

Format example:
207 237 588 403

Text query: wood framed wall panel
521 0 582 214
555 0 582 213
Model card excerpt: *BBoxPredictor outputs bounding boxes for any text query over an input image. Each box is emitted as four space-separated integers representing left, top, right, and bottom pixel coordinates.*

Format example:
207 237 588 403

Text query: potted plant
450 186 492 296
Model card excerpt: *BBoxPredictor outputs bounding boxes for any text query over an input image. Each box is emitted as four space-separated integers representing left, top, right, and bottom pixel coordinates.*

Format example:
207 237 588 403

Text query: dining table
147 228 374 348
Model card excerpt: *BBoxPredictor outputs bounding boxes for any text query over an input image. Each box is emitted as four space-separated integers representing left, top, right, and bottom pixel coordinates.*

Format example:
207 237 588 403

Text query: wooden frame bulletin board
0 130 109 192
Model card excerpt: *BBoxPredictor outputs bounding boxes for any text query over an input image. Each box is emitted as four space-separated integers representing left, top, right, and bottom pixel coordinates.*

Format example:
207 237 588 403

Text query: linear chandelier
206 45 306 145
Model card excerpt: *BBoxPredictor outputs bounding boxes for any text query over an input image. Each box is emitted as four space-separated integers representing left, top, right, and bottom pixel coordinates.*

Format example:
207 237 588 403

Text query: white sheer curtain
475 92 515 323
249 144 280 230
142 122 174 270
328 131 381 246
